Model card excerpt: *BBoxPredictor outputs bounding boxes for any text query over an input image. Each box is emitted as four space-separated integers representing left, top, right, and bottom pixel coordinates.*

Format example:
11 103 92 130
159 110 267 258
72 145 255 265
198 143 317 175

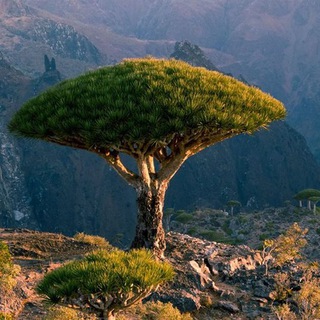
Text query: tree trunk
131 182 167 259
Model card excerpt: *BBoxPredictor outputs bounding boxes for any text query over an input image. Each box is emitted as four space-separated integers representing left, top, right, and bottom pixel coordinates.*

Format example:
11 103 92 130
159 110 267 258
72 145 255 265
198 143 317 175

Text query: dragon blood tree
8 58 286 258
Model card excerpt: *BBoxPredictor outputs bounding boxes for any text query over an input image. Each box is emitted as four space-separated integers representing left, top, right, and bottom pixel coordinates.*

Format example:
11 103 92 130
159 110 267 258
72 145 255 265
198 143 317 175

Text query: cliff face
0 52 36 228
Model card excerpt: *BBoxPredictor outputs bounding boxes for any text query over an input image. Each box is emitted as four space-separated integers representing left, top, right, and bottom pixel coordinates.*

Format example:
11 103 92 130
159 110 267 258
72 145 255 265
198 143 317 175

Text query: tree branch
102 150 140 188
156 130 241 184
146 155 155 174
137 156 152 187
185 130 241 156
157 151 188 184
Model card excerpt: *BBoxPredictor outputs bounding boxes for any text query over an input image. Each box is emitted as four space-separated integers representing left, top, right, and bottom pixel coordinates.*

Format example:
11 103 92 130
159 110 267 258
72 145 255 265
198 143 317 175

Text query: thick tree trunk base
131 225 166 259
131 185 167 259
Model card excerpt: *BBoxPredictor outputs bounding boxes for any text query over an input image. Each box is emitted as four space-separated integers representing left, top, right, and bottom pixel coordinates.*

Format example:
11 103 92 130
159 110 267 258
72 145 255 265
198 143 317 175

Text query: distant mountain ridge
170 41 218 71
18 0 320 161
0 0 106 78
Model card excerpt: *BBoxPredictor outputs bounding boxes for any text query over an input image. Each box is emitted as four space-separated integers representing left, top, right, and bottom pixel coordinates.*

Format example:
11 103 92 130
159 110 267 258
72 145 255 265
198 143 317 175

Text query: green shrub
238 229 249 235
73 232 112 250
37 249 174 320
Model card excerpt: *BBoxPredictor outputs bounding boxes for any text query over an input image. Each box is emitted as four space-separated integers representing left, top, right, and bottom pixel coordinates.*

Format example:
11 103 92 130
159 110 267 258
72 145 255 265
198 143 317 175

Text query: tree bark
131 182 167 259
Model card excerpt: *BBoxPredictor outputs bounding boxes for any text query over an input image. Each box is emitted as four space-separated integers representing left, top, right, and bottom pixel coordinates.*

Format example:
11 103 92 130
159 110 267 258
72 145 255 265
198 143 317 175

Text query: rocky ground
0 219 317 319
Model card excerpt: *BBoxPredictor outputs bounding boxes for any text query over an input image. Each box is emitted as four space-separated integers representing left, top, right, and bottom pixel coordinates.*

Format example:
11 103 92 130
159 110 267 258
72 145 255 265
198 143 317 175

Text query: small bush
74 232 112 250
266 222 275 231
237 216 248 224
38 249 174 319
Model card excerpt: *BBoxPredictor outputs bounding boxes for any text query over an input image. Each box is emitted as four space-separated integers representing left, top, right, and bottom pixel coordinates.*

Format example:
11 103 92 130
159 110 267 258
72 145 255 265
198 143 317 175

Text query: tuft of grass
44 305 97 320
73 232 112 250
134 301 193 320
44 306 80 320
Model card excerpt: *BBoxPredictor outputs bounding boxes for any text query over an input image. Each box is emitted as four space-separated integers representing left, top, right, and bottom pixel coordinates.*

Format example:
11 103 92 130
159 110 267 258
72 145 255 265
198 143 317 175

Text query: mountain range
1 0 320 243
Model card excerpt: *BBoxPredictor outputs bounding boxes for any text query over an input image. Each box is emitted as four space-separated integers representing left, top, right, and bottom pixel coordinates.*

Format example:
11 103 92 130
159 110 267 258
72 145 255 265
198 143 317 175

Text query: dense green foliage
37 249 174 318
9 58 286 151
